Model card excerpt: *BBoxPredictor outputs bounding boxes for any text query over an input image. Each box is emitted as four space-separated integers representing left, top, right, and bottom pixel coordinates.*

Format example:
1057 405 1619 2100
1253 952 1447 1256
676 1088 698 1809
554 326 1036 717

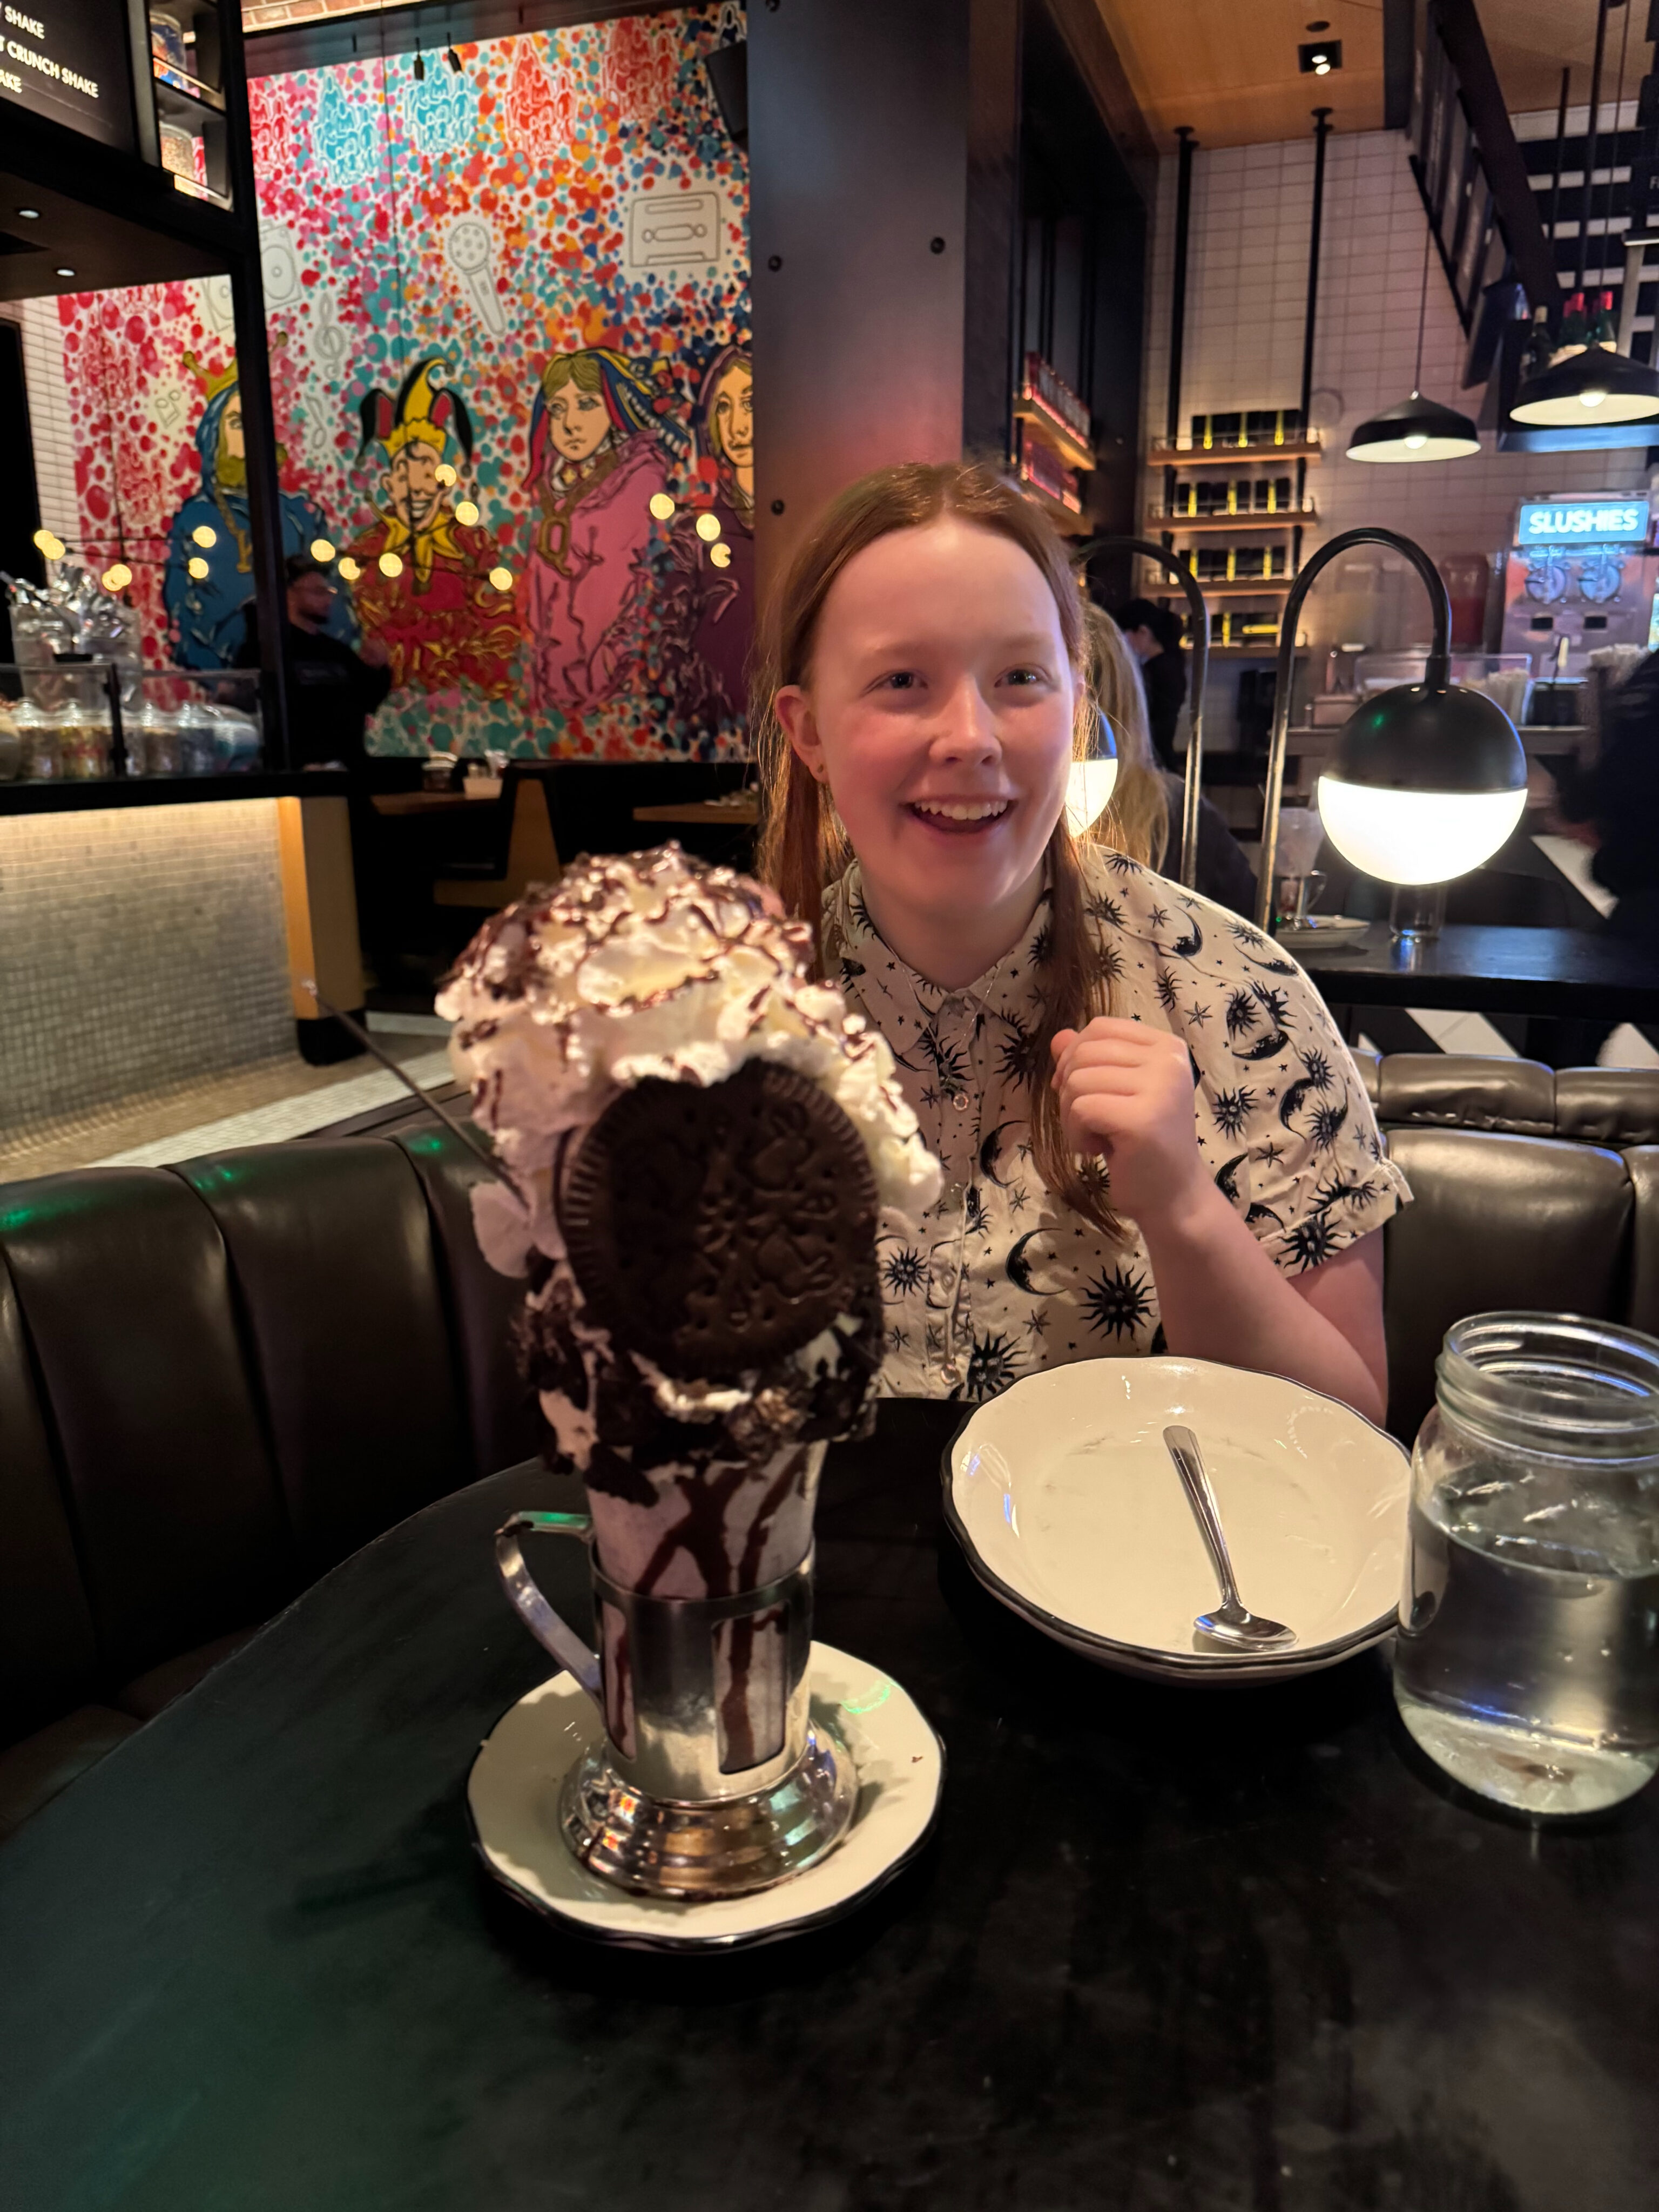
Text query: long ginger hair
754 460 1120 1236
1089 602 1172 871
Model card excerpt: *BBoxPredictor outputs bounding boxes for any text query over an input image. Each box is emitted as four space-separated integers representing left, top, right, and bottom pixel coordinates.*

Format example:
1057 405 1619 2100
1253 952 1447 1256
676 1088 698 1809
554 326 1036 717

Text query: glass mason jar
1395 1312 1659 1816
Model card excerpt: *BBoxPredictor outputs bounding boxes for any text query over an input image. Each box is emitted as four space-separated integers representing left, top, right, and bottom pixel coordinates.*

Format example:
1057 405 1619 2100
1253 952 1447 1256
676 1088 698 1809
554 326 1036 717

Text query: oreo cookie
560 1060 880 1380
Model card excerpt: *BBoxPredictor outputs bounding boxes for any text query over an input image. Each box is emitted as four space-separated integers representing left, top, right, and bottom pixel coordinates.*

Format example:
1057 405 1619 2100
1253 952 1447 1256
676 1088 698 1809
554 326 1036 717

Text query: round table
2 1401 1655 2210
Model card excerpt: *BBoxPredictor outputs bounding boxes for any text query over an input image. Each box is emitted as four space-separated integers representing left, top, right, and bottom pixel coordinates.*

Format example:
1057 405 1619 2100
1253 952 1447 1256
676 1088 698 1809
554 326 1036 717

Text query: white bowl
945 1358 1410 1683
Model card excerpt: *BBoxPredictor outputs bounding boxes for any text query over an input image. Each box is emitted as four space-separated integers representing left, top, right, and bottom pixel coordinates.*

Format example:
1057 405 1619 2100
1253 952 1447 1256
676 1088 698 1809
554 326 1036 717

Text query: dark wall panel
750 0 972 593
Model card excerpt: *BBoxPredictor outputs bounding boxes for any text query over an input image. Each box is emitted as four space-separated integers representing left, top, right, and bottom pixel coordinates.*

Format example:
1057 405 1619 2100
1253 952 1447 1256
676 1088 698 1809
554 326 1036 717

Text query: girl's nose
930 679 999 760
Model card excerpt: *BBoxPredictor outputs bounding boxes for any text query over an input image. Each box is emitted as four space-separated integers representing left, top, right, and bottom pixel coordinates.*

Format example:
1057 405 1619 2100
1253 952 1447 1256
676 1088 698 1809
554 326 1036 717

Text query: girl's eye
879 671 919 692
1004 666 1046 687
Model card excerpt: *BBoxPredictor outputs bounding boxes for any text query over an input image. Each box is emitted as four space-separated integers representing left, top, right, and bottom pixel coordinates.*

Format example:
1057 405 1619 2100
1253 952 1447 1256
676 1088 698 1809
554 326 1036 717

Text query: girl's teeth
914 801 1009 821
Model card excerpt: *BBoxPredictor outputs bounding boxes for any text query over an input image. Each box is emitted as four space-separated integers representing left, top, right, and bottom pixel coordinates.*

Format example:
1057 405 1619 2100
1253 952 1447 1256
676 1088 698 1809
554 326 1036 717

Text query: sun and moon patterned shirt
822 848 1411 1402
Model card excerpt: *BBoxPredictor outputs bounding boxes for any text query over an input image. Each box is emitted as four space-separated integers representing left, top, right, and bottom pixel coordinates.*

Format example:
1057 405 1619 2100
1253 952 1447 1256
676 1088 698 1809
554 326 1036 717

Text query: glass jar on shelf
1395 1311 1659 1817
59 704 113 780
13 700 62 780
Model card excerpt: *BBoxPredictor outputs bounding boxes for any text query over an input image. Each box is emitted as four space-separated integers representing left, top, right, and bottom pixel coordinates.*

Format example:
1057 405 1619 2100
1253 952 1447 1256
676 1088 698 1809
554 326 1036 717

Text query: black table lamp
1257 527 1527 932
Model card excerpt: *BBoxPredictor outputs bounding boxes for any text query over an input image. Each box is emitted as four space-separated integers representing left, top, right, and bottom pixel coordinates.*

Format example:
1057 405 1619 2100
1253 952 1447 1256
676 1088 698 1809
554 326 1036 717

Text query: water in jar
1395 1457 1659 1816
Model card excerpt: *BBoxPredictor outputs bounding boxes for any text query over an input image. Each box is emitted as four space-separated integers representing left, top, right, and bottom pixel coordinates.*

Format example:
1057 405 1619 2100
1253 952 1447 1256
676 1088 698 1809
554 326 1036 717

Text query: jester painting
523 347 682 714
346 357 520 698
163 357 348 669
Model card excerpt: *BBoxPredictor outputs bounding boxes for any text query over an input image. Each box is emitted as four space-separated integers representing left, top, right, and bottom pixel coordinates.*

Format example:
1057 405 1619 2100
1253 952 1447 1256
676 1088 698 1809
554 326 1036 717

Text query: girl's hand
1050 1018 1208 1230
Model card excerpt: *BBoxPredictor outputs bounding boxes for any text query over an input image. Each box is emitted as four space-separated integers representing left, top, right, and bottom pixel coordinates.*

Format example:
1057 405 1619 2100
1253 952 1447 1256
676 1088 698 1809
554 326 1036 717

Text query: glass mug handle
494 1509 602 1711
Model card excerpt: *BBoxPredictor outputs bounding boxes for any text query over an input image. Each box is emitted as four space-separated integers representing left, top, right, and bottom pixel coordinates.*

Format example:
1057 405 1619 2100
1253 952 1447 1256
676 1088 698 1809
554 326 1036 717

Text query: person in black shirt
236 556 392 770
1113 596 1188 772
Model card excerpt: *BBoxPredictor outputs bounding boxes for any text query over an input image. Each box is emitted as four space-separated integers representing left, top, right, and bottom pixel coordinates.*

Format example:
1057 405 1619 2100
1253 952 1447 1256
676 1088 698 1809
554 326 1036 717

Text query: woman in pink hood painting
523 347 678 715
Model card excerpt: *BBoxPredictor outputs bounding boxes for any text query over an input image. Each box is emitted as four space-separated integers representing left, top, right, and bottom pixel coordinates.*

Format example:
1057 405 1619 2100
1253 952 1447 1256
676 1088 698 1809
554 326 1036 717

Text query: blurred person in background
1090 606 1256 919
1112 596 1187 770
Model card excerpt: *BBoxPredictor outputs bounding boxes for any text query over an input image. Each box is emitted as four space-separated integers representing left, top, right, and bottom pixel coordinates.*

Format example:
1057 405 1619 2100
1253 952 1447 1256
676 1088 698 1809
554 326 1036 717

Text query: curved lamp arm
1076 536 1210 890
1256 527 1453 933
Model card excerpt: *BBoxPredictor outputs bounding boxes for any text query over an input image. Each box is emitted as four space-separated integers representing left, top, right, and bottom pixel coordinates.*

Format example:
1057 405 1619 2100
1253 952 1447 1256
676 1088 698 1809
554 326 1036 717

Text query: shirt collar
827 860 1051 1028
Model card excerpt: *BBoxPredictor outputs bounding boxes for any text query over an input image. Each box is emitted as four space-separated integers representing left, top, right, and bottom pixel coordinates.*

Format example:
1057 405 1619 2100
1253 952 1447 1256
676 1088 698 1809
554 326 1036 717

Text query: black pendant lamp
1348 216 1480 461
1514 0 1659 428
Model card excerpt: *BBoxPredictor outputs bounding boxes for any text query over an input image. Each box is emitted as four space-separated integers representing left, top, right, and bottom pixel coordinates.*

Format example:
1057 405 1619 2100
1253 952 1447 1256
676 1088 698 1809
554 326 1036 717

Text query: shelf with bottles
0 663 268 792
148 2 232 206
1013 353 1096 475
1148 508 1317 532
1014 427 1091 536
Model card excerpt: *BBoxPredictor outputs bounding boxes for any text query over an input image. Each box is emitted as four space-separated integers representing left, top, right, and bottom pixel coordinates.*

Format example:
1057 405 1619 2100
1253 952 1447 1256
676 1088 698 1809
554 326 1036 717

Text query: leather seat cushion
115 1627 261 1723
1382 1126 1632 1442
1554 1067 1659 1149
1378 1053 1555 1136
0 1705 141 1842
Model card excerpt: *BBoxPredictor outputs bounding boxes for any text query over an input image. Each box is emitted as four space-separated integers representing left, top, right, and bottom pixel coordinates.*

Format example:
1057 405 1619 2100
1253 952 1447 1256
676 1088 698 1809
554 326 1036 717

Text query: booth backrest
0 1129 536 1750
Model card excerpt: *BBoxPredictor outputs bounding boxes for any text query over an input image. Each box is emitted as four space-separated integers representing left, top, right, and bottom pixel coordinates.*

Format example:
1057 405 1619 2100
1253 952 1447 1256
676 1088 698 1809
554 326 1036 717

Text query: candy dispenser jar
1395 1312 1659 1815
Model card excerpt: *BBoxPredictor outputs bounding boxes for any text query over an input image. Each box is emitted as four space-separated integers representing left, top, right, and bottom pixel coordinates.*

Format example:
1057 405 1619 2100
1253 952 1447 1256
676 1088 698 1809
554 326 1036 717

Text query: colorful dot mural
52 4 753 761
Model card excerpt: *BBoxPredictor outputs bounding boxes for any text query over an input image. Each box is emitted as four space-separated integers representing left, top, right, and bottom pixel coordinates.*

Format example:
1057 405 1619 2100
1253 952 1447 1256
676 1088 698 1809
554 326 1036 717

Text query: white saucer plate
467 1642 944 1951
945 1358 1409 1683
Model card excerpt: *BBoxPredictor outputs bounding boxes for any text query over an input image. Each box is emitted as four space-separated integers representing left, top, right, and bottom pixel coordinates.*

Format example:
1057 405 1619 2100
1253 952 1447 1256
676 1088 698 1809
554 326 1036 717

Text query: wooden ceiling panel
1094 0 1385 150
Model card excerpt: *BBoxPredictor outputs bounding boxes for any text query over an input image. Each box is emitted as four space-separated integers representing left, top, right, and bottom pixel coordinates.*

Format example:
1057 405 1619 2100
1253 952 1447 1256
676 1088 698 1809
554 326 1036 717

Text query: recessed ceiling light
1299 37 1342 74
17 207 40 220
55 266 75 277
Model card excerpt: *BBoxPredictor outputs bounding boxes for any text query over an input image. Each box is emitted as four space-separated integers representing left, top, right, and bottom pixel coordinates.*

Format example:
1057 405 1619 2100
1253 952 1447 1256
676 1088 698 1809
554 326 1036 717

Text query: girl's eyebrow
856 631 1058 661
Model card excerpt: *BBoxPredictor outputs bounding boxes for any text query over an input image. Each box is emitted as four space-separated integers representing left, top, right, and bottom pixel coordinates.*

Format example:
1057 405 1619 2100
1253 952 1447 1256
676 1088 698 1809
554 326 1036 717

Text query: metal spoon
1162 1425 1297 1652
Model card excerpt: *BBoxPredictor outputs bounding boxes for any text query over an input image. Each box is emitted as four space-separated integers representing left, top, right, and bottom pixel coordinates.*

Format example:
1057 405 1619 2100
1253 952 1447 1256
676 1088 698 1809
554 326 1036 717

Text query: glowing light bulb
33 528 65 561
648 491 676 521
435 462 457 487
1313 58 1330 74
192 524 217 548
1065 757 1120 835
1316 778 1526 884
1404 434 1427 449
709 541 732 569
102 563 132 591
310 537 336 563
378 551 404 578
488 565 513 591
187 555 211 581
454 499 480 526
337 556 361 582
1580 388 1609 409
694 511 722 543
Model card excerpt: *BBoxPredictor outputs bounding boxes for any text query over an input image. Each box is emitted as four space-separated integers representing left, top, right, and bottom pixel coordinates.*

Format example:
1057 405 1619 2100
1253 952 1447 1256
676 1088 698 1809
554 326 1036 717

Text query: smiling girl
757 463 1407 1422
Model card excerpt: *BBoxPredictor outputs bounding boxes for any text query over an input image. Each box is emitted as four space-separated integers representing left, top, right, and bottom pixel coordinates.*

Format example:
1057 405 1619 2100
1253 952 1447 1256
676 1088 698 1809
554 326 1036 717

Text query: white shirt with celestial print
822 848 1411 1402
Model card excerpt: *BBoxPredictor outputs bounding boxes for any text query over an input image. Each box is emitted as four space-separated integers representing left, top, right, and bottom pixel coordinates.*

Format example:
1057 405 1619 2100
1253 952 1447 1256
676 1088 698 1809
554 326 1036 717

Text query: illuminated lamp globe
454 499 480 526
648 491 676 520
1064 721 1120 837
192 524 217 548
1346 393 1480 462
1509 344 1659 426
187 555 211 581
435 462 457 487
1316 681 1526 885
310 537 335 563
338 556 361 582
102 562 132 591
694 510 722 542
33 529 65 561
378 552 404 578
709 541 732 569
488 565 513 591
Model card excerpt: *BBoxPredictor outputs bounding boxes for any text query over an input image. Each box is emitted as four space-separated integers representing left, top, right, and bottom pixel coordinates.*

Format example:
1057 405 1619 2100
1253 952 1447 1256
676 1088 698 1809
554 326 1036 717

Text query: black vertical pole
1546 64 1570 286
1166 126 1196 445
219 0 293 770
1300 108 1332 428
1580 0 1610 295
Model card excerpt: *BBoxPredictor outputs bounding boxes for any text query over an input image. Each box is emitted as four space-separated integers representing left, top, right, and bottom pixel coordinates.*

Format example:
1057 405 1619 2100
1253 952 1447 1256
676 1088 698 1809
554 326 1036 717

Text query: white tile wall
14 297 79 547
1142 130 1651 665
0 799 294 1142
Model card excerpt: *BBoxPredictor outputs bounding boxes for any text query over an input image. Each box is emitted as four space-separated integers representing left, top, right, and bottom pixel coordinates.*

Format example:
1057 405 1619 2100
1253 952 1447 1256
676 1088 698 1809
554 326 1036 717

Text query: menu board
0 0 137 151
1516 497 1654 548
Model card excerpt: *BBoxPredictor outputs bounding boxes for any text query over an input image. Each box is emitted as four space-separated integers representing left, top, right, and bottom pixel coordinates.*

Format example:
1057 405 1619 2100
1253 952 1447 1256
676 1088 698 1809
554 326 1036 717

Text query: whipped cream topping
438 844 941 1267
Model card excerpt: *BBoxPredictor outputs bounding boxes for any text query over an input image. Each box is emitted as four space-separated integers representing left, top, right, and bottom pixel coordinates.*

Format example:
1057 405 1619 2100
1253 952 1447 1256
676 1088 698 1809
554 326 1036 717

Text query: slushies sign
0 0 136 152
1516 497 1653 547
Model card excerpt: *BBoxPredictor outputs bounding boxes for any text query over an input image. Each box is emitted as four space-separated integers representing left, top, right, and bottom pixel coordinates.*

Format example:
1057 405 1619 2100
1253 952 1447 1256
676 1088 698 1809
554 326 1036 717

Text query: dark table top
1298 920 1659 1022
3 1400 1656 2211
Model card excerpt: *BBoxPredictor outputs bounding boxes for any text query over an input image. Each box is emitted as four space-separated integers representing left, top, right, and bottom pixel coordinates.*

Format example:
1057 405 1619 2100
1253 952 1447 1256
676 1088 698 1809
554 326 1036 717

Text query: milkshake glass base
560 1716 860 1899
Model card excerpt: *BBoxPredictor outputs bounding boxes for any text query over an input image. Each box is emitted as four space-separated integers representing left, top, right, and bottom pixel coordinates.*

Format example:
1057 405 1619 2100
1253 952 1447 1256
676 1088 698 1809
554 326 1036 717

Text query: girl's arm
1052 1020 1390 1424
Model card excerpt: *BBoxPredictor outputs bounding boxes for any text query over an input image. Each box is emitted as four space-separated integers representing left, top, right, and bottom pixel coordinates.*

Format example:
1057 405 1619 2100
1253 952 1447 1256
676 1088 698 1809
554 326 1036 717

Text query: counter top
0 772 350 817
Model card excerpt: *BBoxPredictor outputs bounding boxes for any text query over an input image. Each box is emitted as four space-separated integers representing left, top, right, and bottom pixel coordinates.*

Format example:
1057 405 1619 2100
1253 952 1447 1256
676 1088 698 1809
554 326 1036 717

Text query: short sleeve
1182 935 1411 1274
